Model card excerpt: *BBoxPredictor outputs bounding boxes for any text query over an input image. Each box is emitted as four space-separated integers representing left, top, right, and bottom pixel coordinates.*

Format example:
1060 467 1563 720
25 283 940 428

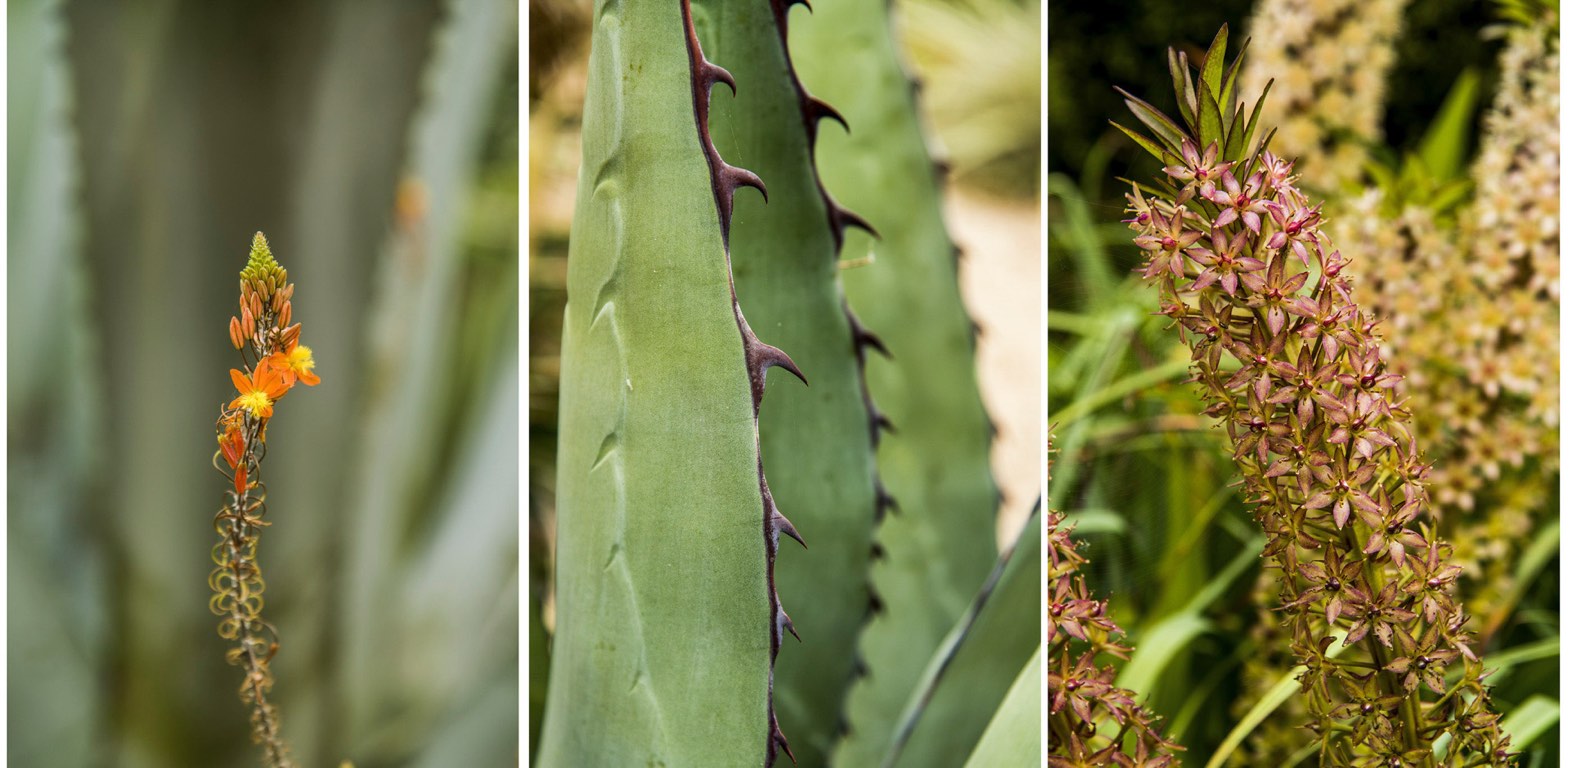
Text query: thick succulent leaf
536 2 776 764
960 649 1040 768
696 0 880 764
883 511 1040 768
330 0 518 761
791 1 1002 763
7 14 104 766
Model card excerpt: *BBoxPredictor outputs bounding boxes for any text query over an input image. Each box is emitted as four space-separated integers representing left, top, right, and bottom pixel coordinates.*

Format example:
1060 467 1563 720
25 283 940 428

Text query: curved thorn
832 204 879 239
752 340 808 386
803 95 848 132
773 720 797 764
774 510 807 549
858 328 891 359
780 608 801 642
722 164 769 203
704 61 736 95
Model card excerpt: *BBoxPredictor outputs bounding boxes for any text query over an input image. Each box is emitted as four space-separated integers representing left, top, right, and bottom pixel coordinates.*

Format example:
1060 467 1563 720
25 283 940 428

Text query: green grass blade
1416 68 1481 184
1499 695 1559 751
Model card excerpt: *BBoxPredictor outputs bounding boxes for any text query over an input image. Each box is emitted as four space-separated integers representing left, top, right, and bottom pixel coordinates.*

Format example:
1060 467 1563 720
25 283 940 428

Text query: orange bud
281 322 302 348
281 284 294 302
229 316 244 349
270 289 284 313
279 301 292 328
242 306 255 339
250 293 264 321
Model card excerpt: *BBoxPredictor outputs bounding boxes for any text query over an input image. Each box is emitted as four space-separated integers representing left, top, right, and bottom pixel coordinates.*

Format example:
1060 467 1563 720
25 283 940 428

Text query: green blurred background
8 0 520 765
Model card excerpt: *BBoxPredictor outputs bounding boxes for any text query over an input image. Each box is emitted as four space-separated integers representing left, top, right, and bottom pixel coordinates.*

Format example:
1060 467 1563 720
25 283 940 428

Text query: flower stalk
210 232 319 768
1115 28 1511 765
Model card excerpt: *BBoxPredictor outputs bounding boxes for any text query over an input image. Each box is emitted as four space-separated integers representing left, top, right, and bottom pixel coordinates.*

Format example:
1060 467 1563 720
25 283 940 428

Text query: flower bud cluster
1049 443 1181 765
1127 140 1511 763
1240 0 1408 192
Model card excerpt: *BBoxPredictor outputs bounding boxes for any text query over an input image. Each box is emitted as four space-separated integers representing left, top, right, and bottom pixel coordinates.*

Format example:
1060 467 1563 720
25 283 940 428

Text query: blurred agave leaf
334 0 518 761
961 648 1040 768
885 511 1039 768
8 0 105 765
898 0 1041 196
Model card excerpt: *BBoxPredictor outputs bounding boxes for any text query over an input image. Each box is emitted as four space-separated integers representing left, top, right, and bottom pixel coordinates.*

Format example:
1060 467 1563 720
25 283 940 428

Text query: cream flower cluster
1240 0 1409 192
1331 25 1558 609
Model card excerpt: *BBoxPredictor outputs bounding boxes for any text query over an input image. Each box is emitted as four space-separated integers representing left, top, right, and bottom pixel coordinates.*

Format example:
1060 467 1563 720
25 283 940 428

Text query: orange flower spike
229 364 292 419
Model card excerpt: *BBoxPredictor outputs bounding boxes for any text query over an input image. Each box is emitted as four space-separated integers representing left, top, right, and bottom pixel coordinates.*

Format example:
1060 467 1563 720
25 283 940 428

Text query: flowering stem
1115 27 1511 765
211 233 319 768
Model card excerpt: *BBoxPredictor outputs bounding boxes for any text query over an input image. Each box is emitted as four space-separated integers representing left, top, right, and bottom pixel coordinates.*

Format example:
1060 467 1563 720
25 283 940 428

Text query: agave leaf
536 0 780 763
331 0 517 761
960 649 1040 768
793 1 1001 764
883 511 1040 768
697 0 880 763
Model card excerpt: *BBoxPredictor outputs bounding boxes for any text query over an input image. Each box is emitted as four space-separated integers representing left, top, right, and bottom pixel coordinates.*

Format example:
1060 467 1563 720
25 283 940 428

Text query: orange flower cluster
216 232 319 495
